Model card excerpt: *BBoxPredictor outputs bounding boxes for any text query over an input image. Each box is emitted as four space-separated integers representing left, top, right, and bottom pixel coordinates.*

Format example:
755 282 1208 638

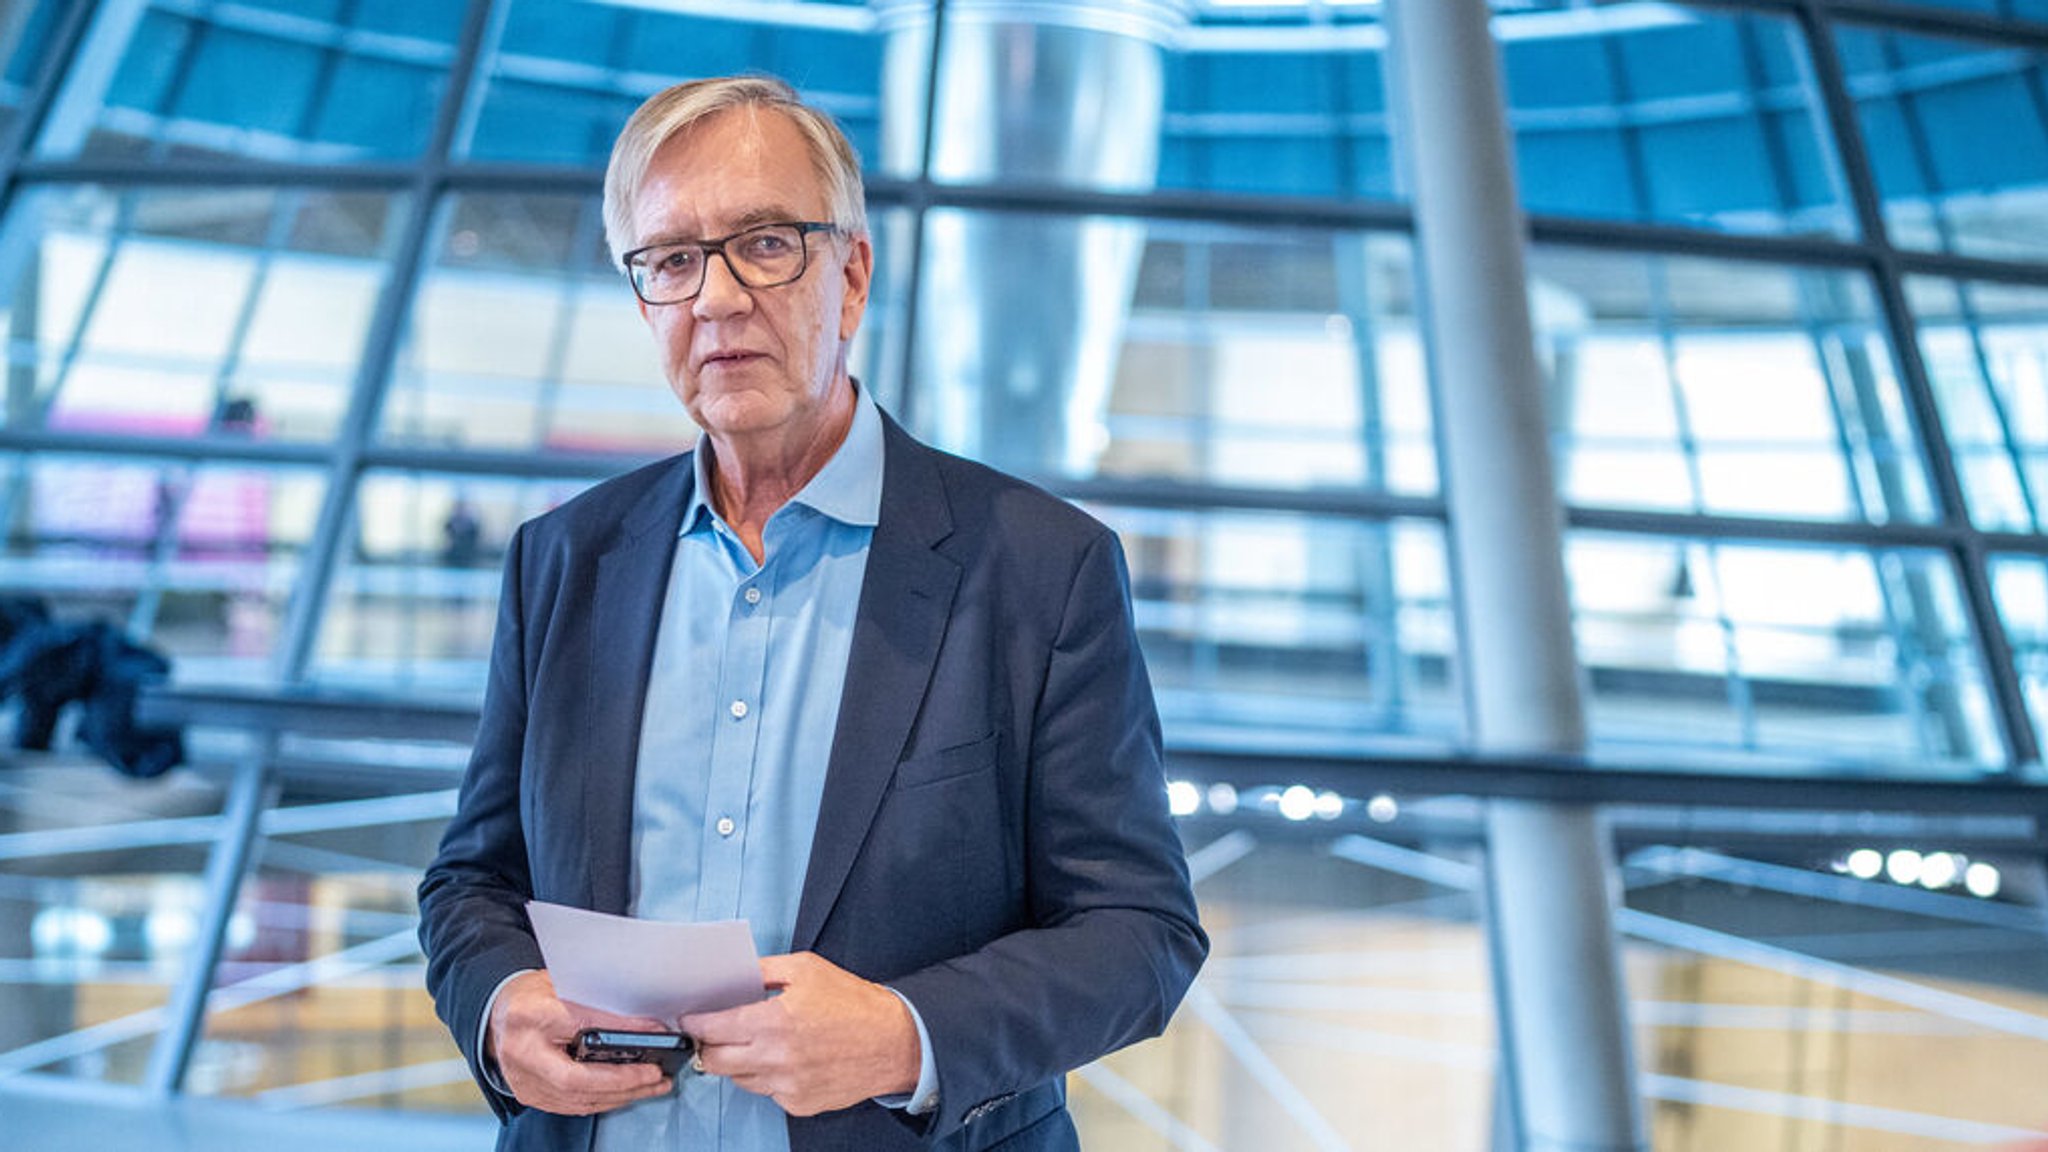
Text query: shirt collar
683 381 885 536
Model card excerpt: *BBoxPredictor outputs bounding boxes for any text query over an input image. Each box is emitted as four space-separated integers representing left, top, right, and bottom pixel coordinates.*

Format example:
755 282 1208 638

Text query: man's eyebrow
638 206 814 249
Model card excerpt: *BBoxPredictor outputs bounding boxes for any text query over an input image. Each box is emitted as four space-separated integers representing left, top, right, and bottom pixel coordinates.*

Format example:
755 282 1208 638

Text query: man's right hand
486 969 676 1115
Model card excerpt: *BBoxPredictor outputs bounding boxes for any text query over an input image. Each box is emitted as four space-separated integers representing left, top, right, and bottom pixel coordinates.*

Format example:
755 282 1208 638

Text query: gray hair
602 75 868 270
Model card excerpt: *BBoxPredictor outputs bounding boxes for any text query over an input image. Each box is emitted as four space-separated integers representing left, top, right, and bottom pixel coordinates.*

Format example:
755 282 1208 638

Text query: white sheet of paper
525 900 766 1020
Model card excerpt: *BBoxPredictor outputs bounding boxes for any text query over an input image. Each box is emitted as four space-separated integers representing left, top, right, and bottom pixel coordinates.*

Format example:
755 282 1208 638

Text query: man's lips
698 349 764 370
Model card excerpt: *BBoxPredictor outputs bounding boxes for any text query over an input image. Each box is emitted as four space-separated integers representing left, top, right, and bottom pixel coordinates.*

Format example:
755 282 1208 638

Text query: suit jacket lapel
582 456 694 914
792 419 958 951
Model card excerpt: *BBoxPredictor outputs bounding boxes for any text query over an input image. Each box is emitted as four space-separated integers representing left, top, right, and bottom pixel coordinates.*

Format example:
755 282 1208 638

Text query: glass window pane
0 454 324 685
35 2 456 162
1078 818 1495 1149
0 765 232 1086
380 195 907 458
1836 22 2048 261
1860 0 2048 20
1091 506 1459 752
1529 248 1935 524
464 0 907 174
310 471 586 695
379 193 682 454
1625 837 2048 1149
1571 534 2002 770
1990 553 2048 746
0 185 406 445
1160 46 1393 200
912 211 1434 495
1908 276 2048 532
0 0 65 140
1502 6 1851 237
189 784 473 1110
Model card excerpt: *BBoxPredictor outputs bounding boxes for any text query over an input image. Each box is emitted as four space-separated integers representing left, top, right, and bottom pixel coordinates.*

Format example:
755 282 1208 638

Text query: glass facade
3 1 2047 1150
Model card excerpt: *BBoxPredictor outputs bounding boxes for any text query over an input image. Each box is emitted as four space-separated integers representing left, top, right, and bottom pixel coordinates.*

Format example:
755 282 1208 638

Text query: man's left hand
680 952 921 1117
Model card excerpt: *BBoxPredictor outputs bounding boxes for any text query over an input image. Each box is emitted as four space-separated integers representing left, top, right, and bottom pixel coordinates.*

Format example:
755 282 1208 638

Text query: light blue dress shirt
590 386 930 1151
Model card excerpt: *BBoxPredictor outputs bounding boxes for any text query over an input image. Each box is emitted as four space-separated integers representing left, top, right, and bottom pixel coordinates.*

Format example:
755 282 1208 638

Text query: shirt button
729 700 748 720
743 586 762 605
716 816 736 837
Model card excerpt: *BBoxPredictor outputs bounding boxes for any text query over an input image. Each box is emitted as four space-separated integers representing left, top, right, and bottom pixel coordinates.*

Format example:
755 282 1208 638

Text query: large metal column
1383 3 1647 1149
877 0 1180 475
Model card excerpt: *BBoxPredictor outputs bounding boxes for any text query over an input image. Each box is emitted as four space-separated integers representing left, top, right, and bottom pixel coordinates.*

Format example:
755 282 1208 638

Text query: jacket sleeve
889 527 1209 1139
417 522 546 1122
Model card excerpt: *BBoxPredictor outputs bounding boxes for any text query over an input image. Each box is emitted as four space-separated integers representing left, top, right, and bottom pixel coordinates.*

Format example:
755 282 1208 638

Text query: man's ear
838 231 874 342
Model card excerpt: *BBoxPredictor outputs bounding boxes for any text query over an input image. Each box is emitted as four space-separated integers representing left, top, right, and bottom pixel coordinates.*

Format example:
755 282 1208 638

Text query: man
417 75 1206 1152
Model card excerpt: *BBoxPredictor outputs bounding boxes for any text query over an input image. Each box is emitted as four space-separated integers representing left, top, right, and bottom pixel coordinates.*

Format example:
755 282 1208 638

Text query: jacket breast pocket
893 729 999 790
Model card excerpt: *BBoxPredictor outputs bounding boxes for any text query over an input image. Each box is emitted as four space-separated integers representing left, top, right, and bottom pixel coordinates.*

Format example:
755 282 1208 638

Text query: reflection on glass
34 0 458 162
1072 831 1493 1149
1990 554 2048 748
380 195 903 457
1570 534 1999 767
0 185 404 444
915 212 1434 494
379 192 688 454
1624 838 2048 1149
465 0 901 171
1089 505 1458 751
311 471 588 695
1876 0 2048 17
1529 248 1933 523
190 803 469 1108
0 0 63 140
1909 276 2048 531
1837 22 2048 260
0 454 321 684
1504 6 1850 237
0 768 230 1086
1161 46 1393 199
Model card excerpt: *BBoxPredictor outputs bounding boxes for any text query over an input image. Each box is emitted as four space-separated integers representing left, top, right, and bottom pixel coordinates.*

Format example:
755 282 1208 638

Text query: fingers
488 971 675 1115
674 952 920 1116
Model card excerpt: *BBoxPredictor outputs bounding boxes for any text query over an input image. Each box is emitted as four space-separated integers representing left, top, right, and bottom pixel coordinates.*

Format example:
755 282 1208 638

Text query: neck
702 380 857 560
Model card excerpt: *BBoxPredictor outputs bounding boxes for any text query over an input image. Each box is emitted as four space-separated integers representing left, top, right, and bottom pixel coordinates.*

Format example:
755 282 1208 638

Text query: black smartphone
569 1028 695 1077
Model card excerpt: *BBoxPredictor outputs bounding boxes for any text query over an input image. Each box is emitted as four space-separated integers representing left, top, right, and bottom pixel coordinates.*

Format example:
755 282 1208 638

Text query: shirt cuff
476 968 539 1097
873 987 939 1115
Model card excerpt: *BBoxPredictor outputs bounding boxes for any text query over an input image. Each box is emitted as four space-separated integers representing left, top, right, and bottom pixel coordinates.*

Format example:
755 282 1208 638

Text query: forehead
633 107 830 241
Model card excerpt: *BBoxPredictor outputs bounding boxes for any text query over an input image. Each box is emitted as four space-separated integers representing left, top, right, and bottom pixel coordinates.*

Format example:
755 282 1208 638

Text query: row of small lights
1166 780 1400 824
1164 784 2010 903
1832 848 2003 899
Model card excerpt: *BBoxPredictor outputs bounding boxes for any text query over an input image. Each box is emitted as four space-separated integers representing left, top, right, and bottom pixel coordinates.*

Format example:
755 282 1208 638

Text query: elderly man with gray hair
418 73 1206 1152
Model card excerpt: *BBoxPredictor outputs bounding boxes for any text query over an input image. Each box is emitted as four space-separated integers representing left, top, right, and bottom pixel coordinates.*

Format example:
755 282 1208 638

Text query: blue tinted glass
1501 8 1849 237
466 79 634 168
39 3 455 161
1503 36 1617 108
1878 0 2048 19
471 0 893 169
1162 51 1391 199
4 0 63 88
1615 20 1747 101
314 56 443 154
1837 24 2048 259
1516 130 1636 220
175 28 321 137
102 9 191 117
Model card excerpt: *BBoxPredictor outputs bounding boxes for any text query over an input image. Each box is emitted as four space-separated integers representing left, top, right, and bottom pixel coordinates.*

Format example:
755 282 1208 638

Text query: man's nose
692 251 752 318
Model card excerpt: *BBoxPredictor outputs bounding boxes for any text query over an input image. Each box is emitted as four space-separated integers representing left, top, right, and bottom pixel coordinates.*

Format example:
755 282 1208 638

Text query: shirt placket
694 523 770 923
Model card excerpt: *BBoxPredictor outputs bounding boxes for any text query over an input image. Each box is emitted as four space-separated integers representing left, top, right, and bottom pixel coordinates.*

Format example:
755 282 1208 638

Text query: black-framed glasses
622 221 840 306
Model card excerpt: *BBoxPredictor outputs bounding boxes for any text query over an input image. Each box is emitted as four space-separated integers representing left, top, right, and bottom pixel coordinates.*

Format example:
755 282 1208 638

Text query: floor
1 1073 499 1152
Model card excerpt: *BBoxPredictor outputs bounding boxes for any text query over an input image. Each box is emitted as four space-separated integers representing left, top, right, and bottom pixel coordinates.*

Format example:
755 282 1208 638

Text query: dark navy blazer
418 414 1208 1151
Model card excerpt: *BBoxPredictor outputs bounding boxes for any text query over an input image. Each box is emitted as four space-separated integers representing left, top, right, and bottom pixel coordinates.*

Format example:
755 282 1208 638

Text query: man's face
630 107 872 444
